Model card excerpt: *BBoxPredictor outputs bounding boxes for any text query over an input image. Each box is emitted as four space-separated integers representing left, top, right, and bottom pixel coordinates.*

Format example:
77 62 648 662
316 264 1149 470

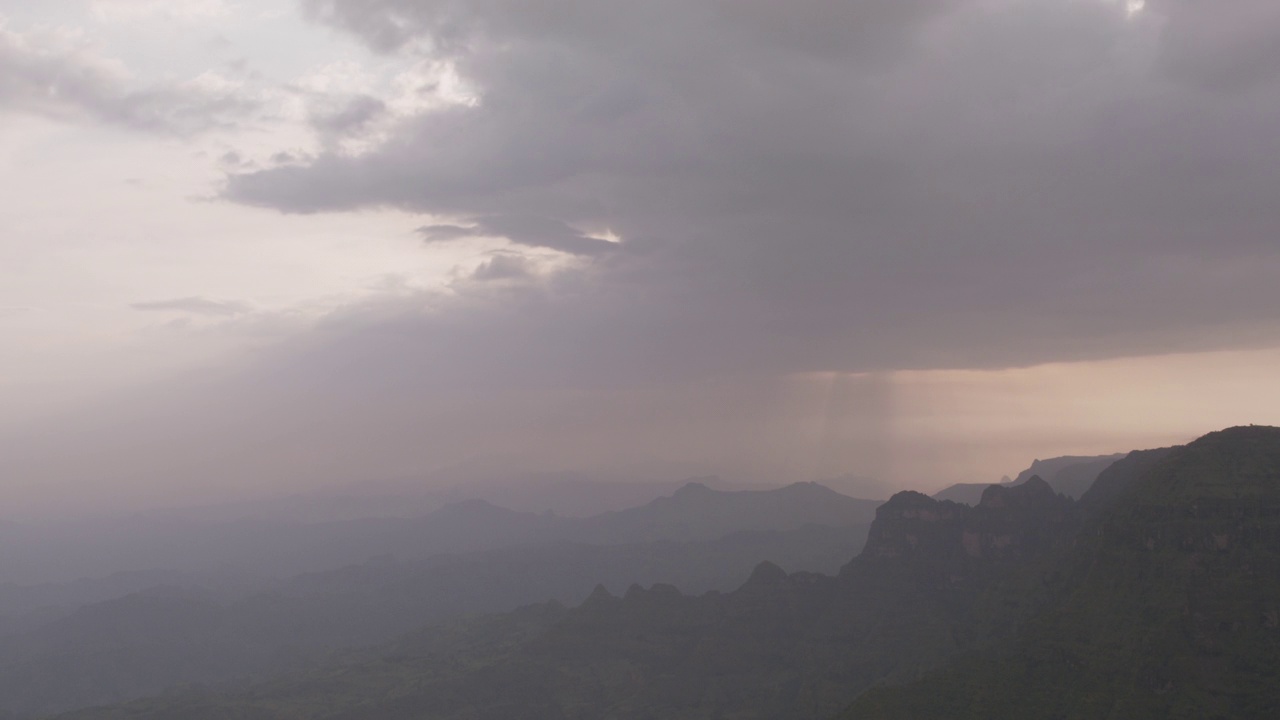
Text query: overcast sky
4 0 1280 519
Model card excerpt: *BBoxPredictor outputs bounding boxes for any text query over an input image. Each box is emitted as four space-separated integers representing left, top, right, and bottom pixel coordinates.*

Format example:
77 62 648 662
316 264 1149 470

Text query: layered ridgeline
59 426 1280 720
848 426 1280 719
1 482 879 584
57 471 1086 718
0 483 877 719
934 453 1127 505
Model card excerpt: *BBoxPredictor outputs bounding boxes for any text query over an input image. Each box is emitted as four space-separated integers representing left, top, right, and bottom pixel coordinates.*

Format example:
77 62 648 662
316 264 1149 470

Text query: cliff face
65 428 1280 720
846 426 1280 720
56 465 1093 720
851 476 1078 586
859 491 967 560
933 453 1126 505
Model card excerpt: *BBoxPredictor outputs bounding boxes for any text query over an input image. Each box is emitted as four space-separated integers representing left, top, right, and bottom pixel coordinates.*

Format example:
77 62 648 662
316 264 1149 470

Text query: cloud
130 297 251 317
0 306 37 318
1148 0 1280 91
89 0 233 23
309 93 387 138
0 22 260 134
9 0 1280 519
418 215 619 255
472 253 533 281
217 0 1280 384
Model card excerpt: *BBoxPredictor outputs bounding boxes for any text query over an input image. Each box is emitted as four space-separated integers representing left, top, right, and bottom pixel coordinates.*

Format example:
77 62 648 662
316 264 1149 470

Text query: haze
4 0 1280 520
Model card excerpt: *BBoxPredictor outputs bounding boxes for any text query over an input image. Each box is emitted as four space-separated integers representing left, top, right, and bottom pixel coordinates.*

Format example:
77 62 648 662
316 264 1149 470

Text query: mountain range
933 453 1126 505
55 426 1280 719
0 482 877 718
847 428 1280 718
1 481 878 585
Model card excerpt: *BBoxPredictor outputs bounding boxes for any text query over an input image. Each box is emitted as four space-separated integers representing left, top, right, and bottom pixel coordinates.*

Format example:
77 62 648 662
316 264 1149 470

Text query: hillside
846 426 1280 719
59 426 1280 720
934 453 1126 505
56 477 1077 719
565 481 879 544
0 484 874 718
2 482 878 585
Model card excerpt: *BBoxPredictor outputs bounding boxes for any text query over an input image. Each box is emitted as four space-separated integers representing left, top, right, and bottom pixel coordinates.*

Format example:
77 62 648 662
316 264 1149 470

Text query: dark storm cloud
27 1 1280 521
0 25 258 134
223 0 1280 380
1150 0 1280 91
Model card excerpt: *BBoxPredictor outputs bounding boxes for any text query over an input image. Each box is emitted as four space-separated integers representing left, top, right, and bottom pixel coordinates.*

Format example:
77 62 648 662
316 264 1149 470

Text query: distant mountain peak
859 481 1075 567
844 425 1280 718
576 583 620 614
622 582 684 602
746 560 788 586
1198 424 1280 443
1127 424 1280 505
978 475 1055 509
1020 474 1054 494
935 453 1127 505
878 490 941 513
779 481 837 495
586 583 614 602
441 498 509 514
673 481 715 497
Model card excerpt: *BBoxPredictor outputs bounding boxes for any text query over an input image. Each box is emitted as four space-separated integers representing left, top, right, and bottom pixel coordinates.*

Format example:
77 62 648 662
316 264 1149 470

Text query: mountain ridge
0 482 876 718
845 425 1280 719
933 453 1126 505
45 427 1280 720
54 457 1084 719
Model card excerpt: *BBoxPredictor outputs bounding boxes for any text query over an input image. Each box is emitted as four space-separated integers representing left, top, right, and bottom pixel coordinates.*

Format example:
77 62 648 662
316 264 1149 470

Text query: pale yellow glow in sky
871 347 1280 489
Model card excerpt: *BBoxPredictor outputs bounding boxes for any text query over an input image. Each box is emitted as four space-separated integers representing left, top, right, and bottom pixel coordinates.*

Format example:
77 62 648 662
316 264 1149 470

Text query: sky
3 0 1280 519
